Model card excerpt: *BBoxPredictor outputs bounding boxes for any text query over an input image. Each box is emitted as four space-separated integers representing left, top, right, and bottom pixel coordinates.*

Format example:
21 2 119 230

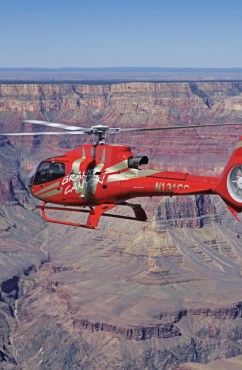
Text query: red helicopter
3 120 242 228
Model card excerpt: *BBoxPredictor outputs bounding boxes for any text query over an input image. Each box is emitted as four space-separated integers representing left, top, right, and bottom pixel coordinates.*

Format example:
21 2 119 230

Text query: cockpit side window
33 162 65 185
49 162 65 181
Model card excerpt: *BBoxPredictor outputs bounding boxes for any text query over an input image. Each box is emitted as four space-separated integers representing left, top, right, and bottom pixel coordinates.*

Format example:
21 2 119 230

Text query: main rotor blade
2 121 242 137
22 120 85 131
116 122 242 133
1 131 86 136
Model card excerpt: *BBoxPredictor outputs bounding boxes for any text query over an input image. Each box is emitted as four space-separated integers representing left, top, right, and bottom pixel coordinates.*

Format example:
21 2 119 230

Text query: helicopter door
102 180 121 200
32 161 65 201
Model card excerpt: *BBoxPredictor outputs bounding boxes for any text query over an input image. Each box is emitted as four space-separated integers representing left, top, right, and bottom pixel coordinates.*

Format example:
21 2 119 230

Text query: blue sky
0 0 242 68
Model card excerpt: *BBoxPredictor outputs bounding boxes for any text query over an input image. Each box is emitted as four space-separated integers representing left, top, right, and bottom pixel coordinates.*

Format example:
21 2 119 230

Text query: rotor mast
91 125 109 144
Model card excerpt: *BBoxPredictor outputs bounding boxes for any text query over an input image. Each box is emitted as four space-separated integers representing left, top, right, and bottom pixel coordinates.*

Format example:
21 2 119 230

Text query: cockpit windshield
33 161 65 185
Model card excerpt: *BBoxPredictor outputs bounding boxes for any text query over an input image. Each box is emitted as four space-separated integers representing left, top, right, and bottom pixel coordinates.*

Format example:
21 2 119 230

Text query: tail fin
215 136 242 218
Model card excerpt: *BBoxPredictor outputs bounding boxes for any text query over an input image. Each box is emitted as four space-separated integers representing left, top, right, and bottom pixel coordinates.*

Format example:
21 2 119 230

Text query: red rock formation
156 194 220 229
1 81 242 369
1 81 242 203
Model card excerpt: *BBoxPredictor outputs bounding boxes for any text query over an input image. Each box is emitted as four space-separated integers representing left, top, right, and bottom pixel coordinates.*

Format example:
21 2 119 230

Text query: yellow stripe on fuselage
104 160 129 173
106 168 158 183
37 188 62 199
33 181 60 196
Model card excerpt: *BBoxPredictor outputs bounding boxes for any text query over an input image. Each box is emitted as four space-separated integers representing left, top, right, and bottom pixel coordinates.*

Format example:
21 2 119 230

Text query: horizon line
1 67 242 71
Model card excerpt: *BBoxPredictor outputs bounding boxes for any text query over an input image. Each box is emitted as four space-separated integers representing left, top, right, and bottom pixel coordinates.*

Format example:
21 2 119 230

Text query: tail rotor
227 165 242 203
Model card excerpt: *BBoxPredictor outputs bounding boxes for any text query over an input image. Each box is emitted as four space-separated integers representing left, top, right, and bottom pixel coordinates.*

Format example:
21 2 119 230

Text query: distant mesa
1 67 242 83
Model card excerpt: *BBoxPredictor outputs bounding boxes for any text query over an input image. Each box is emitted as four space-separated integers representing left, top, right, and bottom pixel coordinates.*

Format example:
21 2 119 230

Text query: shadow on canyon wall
1 81 242 369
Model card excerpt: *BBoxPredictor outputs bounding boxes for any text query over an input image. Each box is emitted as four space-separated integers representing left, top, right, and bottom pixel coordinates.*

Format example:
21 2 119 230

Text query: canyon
1 81 242 369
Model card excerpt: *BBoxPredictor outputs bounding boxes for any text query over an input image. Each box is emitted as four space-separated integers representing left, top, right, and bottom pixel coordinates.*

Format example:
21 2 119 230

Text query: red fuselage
31 143 219 206
29 139 242 228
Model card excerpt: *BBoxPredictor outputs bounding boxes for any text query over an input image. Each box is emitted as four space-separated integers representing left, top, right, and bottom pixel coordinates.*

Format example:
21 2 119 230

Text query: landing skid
36 201 148 229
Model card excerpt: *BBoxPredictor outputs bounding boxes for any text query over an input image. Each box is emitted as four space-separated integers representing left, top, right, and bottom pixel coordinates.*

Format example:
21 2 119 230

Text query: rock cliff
1 81 242 369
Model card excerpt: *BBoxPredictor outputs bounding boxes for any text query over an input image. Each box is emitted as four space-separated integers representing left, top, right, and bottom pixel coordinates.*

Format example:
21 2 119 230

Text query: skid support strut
36 201 148 229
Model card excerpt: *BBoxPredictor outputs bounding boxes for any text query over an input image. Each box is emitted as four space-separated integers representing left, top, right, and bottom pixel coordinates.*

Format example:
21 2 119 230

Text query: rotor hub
90 125 110 143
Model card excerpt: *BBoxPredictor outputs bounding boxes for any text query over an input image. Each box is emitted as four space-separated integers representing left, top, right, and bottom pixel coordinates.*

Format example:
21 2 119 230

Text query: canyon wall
1 81 242 369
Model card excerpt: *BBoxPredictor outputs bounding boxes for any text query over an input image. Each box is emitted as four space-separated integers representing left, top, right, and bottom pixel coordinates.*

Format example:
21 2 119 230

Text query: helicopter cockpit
31 161 66 185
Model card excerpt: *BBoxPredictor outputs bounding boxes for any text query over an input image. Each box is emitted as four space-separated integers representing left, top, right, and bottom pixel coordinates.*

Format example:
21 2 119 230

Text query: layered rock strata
1 81 242 368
